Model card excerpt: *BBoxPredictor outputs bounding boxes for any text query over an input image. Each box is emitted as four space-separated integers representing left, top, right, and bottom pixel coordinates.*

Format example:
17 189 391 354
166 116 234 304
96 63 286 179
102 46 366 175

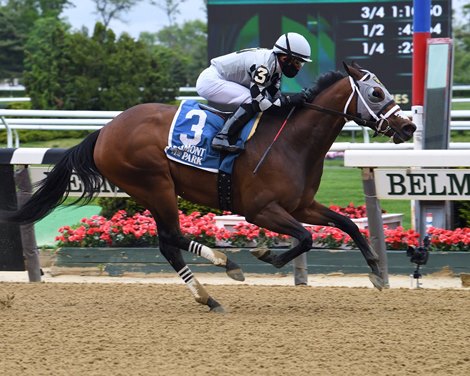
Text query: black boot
212 104 256 153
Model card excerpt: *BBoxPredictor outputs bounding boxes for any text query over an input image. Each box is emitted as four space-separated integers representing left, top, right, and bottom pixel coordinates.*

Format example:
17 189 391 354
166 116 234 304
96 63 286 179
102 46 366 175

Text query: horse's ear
351 61 363 70
343 61 362 80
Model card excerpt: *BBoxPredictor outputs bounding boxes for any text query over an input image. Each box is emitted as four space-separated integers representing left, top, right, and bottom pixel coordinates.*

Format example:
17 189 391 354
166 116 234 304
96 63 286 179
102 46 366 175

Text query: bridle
302 70 402 137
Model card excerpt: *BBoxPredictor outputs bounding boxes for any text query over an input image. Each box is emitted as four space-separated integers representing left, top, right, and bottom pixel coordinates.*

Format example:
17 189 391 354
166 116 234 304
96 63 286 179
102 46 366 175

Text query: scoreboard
207 0 451 109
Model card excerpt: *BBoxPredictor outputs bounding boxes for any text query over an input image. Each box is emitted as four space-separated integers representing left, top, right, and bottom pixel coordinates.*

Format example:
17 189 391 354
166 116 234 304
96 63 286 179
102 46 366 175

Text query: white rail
0 109 120 147
0 97 31 103
344 149 470 167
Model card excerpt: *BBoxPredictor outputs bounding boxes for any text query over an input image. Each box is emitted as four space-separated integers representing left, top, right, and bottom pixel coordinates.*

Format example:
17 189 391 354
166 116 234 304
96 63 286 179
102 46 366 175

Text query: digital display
207 0 451 109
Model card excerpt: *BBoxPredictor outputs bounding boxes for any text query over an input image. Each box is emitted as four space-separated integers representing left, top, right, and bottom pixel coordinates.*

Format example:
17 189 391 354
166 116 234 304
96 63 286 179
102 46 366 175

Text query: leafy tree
143 45 185 100
23 17 70 109
92 0 143 29
24 19 179 110
0 10 24 79
37 0 73 16
140 19 207 86
453 3 470 84
151 0 186 27
0 0 72 80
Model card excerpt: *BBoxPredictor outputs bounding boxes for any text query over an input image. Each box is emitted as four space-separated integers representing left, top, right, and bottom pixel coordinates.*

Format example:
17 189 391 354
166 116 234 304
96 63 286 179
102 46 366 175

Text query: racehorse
1 62 416 312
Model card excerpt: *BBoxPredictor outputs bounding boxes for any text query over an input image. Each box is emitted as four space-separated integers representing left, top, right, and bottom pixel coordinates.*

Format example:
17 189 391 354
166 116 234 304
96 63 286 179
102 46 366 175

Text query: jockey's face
281 55 304 69
277 54 304 77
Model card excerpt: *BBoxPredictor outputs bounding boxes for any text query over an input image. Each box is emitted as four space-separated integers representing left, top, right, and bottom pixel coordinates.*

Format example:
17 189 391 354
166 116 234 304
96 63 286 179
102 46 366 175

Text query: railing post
292 237 308 285
1 116 13 148
0 164 24 271
15 166 42 282
361 167 389 287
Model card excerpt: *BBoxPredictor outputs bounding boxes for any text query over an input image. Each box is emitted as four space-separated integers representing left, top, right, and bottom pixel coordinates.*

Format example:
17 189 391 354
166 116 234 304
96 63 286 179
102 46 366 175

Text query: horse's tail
0 130 103 224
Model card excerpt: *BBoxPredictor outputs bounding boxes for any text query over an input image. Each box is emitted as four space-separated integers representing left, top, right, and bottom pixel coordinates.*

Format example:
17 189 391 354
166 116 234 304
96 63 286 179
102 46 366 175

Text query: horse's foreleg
246 202 313 268
159 237 225 313
292 201 384 290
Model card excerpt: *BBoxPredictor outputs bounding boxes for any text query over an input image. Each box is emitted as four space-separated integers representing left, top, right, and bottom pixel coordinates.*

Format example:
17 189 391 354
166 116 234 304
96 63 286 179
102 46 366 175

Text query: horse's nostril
404 123 417 135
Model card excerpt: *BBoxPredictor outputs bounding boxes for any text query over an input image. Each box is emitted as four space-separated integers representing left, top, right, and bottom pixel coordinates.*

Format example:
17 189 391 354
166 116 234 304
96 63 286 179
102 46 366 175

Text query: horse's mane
305 71 345 102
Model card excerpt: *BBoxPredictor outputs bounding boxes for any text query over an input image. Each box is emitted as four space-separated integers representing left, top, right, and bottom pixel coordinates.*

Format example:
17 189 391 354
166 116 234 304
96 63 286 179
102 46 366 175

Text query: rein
302 73 401 136
301 102 376 128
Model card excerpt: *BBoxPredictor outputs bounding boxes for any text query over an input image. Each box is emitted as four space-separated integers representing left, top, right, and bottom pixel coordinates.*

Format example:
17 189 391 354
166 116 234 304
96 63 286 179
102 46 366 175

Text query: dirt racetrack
1 282 469 376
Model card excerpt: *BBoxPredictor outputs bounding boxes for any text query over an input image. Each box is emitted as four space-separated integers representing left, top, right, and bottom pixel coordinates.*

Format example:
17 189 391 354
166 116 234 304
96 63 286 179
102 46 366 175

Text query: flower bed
55 208 470 252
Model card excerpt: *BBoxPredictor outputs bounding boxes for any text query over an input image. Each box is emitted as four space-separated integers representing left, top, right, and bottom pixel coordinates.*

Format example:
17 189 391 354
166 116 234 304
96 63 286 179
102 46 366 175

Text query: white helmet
273 32 312 62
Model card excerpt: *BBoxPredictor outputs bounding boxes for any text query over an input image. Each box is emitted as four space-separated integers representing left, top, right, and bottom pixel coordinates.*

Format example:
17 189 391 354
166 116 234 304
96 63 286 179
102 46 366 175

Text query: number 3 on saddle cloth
165 100 261 174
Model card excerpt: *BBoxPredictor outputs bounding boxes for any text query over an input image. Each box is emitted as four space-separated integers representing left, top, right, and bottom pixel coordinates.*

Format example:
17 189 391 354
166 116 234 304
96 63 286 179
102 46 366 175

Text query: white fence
0 109 120 147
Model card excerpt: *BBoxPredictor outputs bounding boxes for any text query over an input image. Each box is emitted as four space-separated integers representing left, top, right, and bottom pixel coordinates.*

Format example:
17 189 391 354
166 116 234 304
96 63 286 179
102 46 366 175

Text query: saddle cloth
165 100 261 174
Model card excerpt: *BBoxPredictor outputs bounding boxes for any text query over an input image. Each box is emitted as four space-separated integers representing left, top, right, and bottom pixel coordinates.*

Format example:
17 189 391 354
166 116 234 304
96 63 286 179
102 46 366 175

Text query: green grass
453 102 470 111
317 160 412 228
19 137 87 148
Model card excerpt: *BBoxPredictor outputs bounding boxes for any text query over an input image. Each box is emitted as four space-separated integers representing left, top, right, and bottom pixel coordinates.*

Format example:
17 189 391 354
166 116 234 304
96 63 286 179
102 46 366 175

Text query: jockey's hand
283 90 307 108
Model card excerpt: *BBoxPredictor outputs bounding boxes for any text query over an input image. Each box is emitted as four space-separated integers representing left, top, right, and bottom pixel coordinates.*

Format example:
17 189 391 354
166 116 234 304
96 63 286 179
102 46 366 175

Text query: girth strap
217 172 233 211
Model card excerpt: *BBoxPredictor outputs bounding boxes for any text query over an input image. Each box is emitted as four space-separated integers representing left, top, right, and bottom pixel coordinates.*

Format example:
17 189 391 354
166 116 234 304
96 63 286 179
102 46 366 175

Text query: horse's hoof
226 268 245 282
210 305 226 313
369 273 384 291
251 248 285 268
226 259 245 281
207 297 226 313
251 247 271 261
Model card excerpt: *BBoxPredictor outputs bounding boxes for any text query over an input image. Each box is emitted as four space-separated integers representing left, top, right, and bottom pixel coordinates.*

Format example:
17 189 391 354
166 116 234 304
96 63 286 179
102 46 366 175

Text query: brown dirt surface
1 283 469 376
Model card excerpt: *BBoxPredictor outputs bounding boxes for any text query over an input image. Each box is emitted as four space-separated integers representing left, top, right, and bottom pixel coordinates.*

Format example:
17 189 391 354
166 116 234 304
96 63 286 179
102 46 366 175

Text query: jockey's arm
249 70 283 112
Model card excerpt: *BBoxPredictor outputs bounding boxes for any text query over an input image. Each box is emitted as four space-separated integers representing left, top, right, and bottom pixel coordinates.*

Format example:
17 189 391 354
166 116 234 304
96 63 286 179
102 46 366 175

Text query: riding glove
283 90 307 108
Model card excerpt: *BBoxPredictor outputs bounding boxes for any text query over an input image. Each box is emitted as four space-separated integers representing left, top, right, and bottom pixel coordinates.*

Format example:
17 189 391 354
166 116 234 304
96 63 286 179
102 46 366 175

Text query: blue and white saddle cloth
165 100 260 174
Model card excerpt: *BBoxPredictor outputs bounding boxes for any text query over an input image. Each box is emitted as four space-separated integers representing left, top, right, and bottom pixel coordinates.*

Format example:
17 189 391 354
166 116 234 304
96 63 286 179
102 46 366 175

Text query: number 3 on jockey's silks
254 66 269 85
180 109 206 146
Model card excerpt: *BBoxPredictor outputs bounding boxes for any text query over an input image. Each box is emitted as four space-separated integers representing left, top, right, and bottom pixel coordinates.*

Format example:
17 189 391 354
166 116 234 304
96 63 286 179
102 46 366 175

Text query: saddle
198 103 232 121
165 100 261 174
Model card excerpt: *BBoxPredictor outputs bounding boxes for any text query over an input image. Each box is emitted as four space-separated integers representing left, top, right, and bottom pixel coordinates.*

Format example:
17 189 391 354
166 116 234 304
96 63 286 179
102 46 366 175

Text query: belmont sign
29 167 128 197
374 169 470 200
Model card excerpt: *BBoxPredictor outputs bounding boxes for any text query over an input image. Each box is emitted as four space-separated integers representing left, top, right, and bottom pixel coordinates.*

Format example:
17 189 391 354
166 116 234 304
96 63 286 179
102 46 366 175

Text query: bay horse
2 62 415 312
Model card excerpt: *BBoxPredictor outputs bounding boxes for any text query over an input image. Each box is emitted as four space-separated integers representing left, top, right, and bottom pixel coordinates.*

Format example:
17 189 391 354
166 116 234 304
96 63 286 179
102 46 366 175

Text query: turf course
35 205 101 246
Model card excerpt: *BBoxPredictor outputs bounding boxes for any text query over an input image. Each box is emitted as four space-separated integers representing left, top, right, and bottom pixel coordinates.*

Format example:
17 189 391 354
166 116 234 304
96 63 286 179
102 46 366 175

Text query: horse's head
343 62 416 144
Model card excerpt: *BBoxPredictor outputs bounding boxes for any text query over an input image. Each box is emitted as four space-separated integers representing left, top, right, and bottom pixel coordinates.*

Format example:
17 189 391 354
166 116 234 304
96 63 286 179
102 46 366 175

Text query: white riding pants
196 67 251 111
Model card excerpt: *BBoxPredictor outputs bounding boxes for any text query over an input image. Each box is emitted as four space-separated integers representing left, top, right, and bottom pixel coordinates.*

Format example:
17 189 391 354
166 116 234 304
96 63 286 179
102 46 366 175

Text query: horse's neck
285 81 350 182
300 94 348 154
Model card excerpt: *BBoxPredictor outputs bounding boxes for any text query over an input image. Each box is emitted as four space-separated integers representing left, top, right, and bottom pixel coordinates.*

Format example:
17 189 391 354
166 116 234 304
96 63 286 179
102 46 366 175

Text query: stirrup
212 136 244 153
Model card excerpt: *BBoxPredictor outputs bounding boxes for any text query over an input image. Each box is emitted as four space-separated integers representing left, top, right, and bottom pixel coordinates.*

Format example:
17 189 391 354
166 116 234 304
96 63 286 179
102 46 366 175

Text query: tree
151 0 185 27
453 3 470 84
23 17 70 108
0 9 24 80
92 0 143 29
37 0 73 16
0 0 72 80
140 19 207 86
24 19 179 110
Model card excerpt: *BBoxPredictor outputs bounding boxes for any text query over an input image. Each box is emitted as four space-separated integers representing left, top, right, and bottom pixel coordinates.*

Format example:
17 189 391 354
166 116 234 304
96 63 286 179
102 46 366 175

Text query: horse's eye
367 87 384 103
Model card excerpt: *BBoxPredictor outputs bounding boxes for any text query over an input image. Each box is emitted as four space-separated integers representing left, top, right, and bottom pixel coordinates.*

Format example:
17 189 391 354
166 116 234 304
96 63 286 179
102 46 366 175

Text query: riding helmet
273 32 312 62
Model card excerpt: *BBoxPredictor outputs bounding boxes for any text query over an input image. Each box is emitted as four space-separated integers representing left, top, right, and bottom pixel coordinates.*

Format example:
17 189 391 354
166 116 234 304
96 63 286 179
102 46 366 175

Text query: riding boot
212 104 256 153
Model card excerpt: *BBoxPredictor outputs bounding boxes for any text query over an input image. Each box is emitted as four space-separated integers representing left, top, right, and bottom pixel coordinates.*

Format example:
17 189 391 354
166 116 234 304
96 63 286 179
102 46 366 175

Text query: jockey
196 32 312 153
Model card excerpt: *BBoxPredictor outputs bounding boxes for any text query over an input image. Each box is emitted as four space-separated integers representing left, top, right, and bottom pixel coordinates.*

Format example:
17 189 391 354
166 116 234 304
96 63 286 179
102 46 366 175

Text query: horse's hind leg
159 236 225 313
292 201 384 290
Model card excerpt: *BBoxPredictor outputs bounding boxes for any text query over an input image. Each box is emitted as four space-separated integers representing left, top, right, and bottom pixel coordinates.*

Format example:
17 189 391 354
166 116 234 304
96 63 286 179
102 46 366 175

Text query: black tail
1 131 103 224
